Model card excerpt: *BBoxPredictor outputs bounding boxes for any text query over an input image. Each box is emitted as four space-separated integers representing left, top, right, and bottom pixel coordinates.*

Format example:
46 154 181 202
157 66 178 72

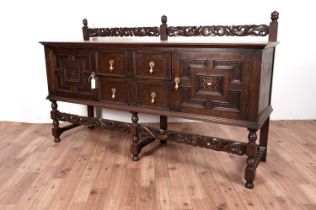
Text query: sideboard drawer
135 81 171 109
99 78 129 104
133 51 171 80
98 50 127 77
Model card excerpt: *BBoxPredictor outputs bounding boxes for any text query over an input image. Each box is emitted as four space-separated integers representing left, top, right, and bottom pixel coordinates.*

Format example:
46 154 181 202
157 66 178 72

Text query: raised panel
61 60 82 83
53 50 95 99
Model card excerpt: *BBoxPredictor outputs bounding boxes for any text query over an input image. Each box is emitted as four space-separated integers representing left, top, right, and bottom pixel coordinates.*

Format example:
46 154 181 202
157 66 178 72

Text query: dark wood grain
130 112 140 161
245 129 258 189
87 105 94 129
133 51 171 80
160 15 168 41
42 11 279 189
167 24 269 37
159 115 167 144
54 110 247 156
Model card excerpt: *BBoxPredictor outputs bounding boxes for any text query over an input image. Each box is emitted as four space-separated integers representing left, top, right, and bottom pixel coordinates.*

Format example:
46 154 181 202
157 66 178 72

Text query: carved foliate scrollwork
88 27 160 37
55 111 246 156
56 111 131 134
167 24 269 37
138 126 247 156
200 76 223 93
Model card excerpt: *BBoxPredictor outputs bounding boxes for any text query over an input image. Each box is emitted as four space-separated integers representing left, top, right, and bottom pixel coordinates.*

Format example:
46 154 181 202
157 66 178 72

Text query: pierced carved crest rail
167 25 269 37
88 27 160 37
82 11 278 41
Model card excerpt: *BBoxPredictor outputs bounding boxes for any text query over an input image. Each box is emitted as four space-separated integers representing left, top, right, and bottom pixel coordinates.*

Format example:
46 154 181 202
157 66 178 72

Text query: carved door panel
52 48 96 99
173 51 248 119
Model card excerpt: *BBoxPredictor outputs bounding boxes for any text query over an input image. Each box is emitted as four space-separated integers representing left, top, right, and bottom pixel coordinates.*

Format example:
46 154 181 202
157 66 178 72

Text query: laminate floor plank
0 121 315 210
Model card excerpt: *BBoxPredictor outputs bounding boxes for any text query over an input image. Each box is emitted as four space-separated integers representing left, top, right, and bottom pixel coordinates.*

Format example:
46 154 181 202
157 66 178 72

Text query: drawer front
173 50 248 119
98 50 127 77
51 48 95 99
99 78 129 104
133 51 171 80
135 81 171 110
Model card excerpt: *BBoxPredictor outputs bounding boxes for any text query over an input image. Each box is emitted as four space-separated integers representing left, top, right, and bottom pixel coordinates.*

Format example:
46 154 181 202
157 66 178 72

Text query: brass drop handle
151 91 156 104
111 88 116 99
109 59 114 71
149 61 155 74
174 77 180 90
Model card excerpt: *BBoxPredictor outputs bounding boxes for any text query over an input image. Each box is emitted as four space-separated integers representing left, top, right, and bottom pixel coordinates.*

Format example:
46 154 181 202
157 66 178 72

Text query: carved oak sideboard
41 11 279 189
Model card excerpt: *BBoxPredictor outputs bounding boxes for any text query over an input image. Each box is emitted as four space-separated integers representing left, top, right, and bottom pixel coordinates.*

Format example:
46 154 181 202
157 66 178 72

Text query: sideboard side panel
247 50 263 121
44 46 54 94
258 47 275 115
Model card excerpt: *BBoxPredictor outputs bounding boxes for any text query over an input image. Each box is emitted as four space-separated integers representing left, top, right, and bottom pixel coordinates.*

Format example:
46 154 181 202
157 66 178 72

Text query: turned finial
82 18 89 41
271 11 279 22
161 15 167 24
160 15 168 41
83 18 88 27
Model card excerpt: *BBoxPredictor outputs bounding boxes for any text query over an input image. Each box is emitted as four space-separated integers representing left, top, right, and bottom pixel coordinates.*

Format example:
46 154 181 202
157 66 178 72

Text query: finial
271 11 279 22
161 15 167 24
83 18 88 27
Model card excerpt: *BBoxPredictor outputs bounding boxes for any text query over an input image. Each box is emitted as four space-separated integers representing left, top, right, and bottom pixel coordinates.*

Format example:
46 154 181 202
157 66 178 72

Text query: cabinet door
52 49 96 99
173 50 249 120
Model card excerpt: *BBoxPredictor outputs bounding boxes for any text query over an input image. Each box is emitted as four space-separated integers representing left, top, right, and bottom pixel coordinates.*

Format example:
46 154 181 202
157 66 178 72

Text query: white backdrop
0 0 315 123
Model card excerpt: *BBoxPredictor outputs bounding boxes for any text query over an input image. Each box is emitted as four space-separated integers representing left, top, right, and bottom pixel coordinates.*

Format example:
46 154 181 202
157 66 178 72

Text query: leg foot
245 181 254 189
132 155 140 161
54 137 61 143
50 100 61 143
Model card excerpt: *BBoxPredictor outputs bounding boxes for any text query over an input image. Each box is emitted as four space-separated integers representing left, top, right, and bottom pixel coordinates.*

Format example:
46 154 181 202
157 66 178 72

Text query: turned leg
245 129 258 189
87 105 94 129
50 100 61 143
259 117 270 162
160 116 167 144
130 112 140 161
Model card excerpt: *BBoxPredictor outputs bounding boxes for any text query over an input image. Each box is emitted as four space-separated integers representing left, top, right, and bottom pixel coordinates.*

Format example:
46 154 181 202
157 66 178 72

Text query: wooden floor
0 121 315 210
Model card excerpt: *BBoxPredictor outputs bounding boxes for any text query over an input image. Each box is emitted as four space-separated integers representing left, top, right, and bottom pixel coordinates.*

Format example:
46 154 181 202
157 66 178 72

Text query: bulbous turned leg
245 128 258 189
50 100 61 143
130 112 140 161
160 116 167 144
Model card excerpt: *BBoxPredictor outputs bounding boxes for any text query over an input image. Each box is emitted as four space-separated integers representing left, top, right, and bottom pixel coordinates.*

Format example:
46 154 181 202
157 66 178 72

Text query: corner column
50 100 61 143
245 129 258 189
130 112 140 161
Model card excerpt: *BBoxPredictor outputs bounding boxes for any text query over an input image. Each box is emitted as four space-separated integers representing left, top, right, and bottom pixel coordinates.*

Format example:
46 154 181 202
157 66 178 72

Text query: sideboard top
40 40 278 49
